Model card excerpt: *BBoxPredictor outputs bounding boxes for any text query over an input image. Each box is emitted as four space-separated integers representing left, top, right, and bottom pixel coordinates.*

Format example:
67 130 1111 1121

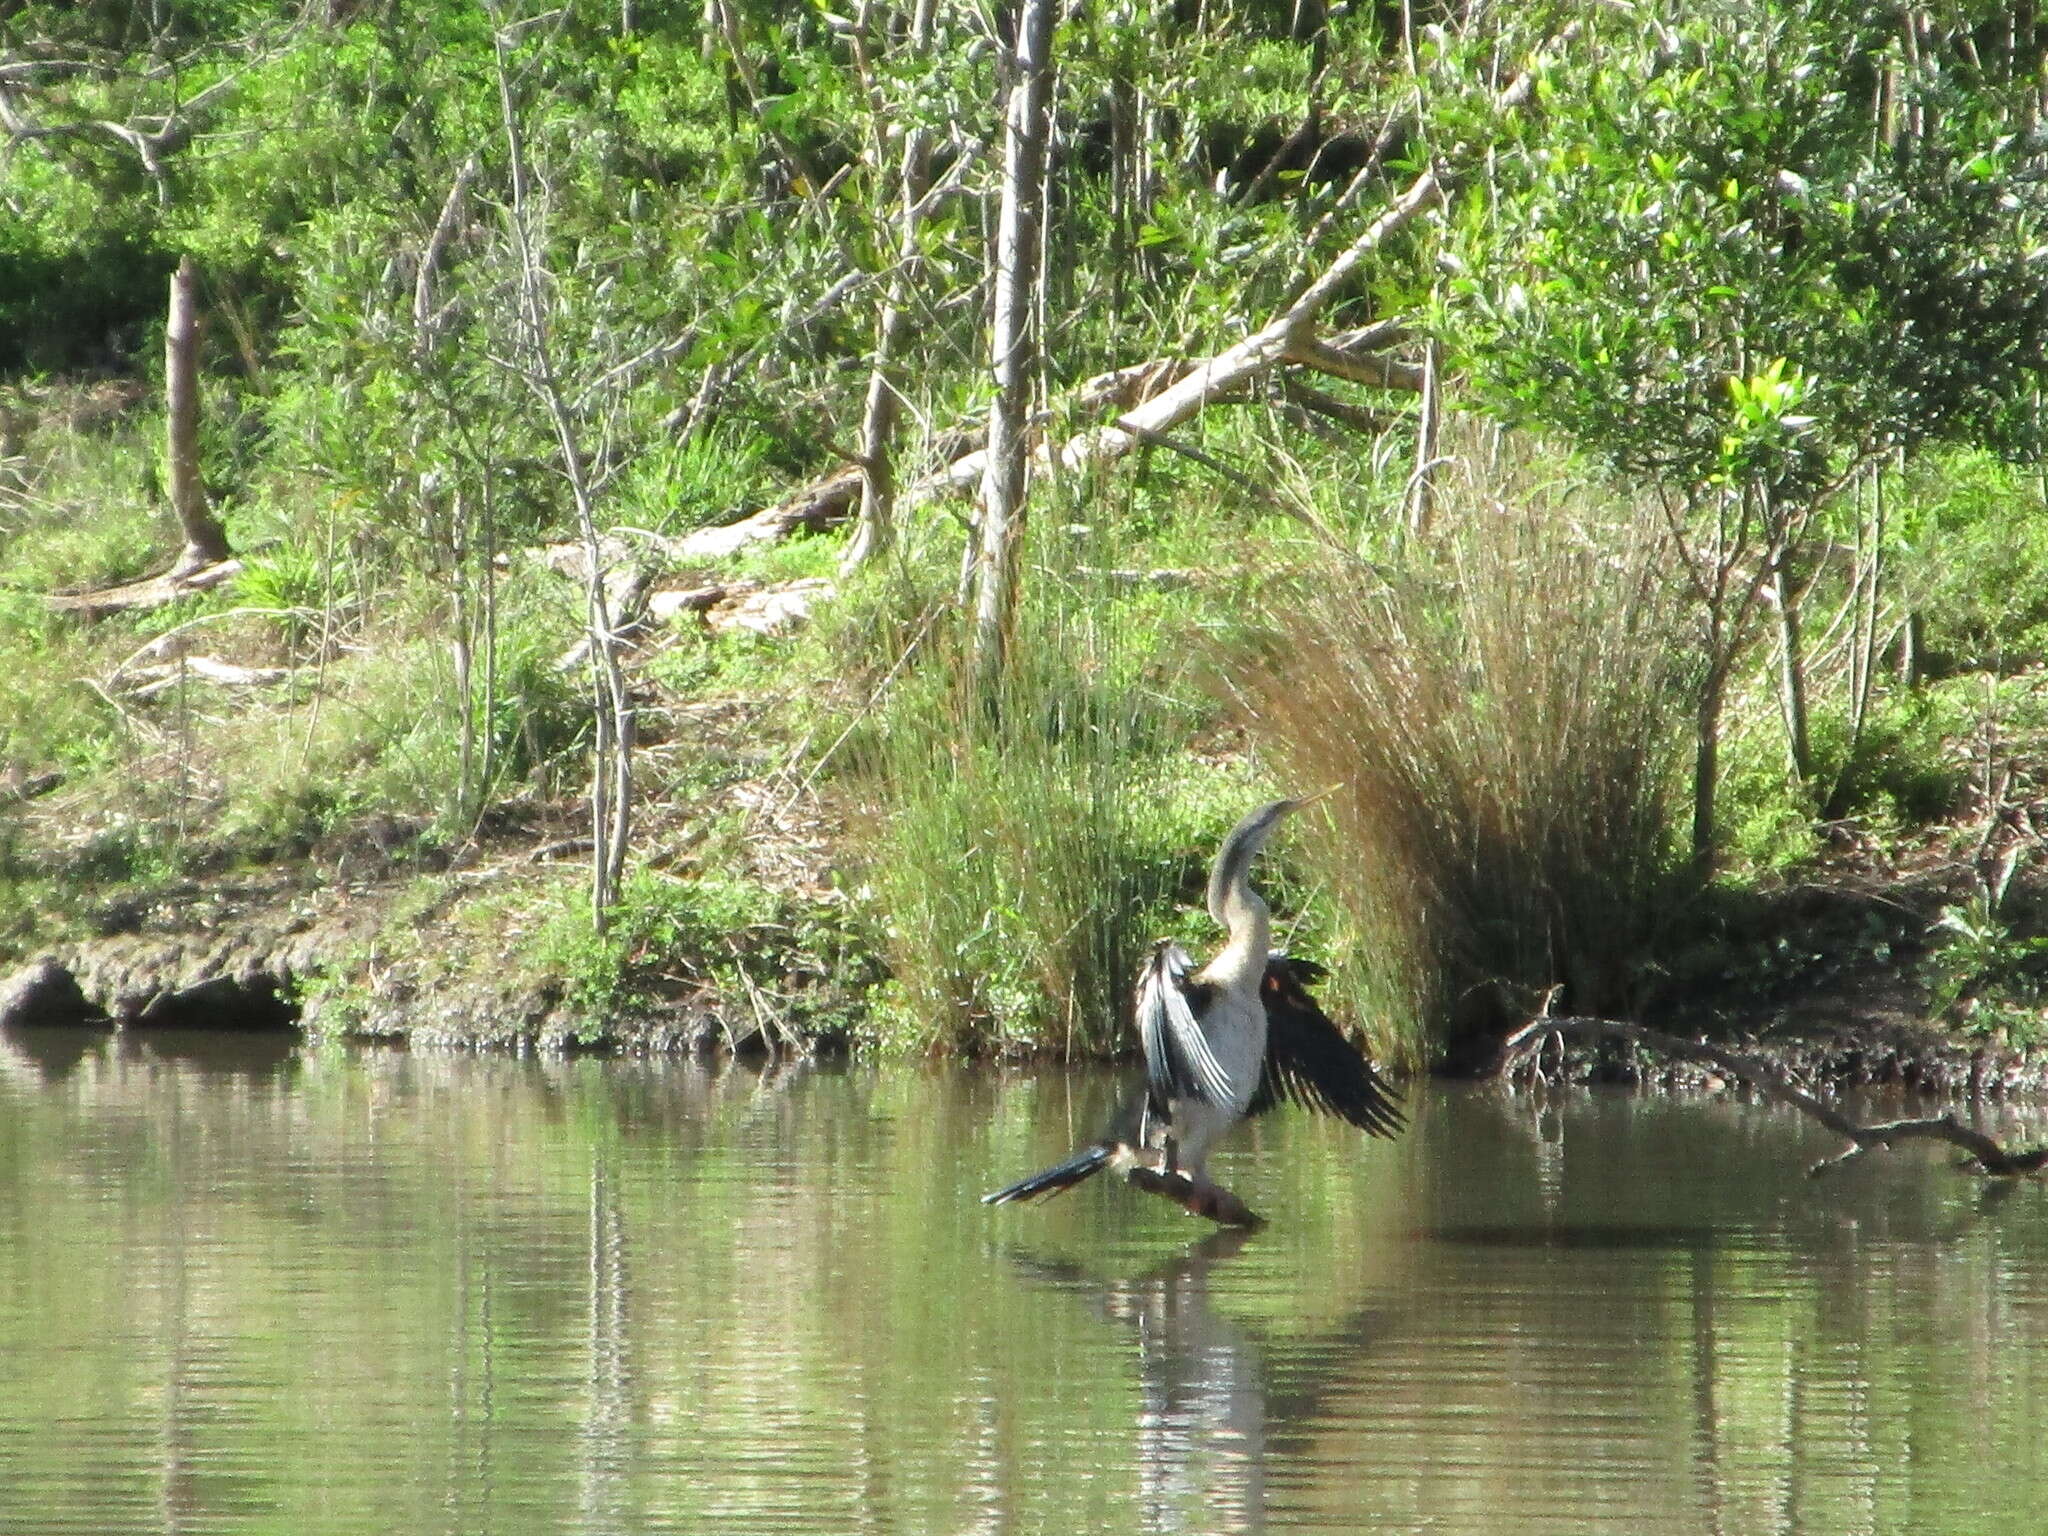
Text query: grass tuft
840 516 1223 1058
1232 457 1697 1067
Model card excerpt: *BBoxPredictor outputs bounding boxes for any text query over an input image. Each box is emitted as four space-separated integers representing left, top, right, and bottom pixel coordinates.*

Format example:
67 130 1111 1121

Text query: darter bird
982 795 1403 1226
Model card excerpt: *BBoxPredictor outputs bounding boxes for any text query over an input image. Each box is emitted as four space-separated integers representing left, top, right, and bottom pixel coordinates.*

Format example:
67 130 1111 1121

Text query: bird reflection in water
1007 1230 1387 1536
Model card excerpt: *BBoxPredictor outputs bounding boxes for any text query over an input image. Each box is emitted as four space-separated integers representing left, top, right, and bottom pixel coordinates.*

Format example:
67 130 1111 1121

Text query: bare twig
491 8 634 927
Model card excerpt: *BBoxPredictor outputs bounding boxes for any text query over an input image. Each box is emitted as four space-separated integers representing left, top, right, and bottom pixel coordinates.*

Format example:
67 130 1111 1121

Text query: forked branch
1499 1015 2048 1177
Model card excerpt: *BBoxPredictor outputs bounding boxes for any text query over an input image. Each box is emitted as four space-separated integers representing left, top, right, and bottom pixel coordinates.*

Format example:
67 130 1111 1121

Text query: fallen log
674 179 1437 561
1051 171 1438 478
673 466 863 561
647 576 831 635
120 655 298 698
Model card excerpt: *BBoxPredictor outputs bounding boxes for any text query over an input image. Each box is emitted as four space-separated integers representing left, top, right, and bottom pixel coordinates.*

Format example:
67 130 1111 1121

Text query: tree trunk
1692 655 1727 872
1405 335 1441 537
1823 468 1884 821
971 0 1057 684
842 0 938 574
1107 73 1138 310
1771 564 1813 787
165 256 230 577
493 17 632 931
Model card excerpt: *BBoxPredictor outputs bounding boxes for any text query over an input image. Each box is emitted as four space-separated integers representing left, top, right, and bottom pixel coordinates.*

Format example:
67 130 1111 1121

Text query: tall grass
1234 459 1698 1068
843 532 1216 1058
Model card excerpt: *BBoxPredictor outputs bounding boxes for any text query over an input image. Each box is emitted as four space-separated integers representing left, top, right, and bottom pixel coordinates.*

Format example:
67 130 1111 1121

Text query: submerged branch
1499 1015 2048 1177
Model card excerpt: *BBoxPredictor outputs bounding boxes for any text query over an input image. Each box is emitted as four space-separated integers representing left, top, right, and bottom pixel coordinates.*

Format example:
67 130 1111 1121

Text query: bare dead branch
414 155 480 344
1125 1165 1263 1227
1285 334 1426 391
1500 1014 2048 1177
1045 170 1438 480
1283 379 1398 435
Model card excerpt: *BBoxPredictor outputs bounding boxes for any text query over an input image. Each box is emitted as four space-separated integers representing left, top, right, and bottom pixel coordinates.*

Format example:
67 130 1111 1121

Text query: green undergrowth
11 392 2048 1066
7 0 2048 1066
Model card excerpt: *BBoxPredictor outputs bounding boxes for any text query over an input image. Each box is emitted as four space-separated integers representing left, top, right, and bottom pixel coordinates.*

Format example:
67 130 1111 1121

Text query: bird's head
1208 787 1340 926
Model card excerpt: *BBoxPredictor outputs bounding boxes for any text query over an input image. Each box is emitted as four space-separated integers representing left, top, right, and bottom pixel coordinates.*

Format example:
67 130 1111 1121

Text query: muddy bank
0 870 760 1054
1502 1016 2046 1099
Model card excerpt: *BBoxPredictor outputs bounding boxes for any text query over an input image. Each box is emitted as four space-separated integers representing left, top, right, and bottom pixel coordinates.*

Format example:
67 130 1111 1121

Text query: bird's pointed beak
1286 783 1344 814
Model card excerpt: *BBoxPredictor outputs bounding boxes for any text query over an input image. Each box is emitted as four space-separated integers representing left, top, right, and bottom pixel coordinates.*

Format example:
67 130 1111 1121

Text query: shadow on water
113 1027 302 1074
1 1021 302 1084
1004 1227 1395 1535
0 1021 107 1082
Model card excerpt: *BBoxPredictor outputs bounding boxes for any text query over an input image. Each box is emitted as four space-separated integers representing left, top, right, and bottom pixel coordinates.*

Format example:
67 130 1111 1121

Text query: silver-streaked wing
1136 941 1234 1110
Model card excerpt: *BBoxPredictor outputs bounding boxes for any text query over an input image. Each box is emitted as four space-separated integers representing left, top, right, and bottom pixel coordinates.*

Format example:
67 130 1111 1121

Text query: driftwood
1500 1015 2048 1177
673 466 864 562
48 558 242 618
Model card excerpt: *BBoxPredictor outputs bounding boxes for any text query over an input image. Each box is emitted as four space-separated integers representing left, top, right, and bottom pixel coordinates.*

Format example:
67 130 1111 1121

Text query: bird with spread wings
984 796 1403 1226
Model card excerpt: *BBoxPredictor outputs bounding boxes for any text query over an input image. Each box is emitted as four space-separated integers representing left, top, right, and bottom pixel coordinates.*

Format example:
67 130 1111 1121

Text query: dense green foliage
4 0 2048 1061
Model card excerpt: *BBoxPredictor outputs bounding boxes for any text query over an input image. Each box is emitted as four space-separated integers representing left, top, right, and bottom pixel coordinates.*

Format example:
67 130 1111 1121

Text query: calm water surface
4 1027 2048 1535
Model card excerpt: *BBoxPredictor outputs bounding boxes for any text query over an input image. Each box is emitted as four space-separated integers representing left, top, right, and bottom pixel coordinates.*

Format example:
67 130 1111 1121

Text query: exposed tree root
1500 1015 2048 1178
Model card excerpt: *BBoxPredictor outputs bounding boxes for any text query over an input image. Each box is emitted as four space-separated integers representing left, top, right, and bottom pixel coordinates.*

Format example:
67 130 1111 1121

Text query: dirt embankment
0 860 734 1054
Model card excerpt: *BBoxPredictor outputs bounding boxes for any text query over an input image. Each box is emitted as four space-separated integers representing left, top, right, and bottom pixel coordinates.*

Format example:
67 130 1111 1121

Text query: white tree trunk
971 0 1057 682
842 0 939 574
493 17 632 930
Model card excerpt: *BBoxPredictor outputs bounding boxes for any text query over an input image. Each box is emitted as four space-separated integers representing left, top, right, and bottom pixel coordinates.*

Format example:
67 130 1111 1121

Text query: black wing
1247 955 1404 1139
1135 940 1231 1115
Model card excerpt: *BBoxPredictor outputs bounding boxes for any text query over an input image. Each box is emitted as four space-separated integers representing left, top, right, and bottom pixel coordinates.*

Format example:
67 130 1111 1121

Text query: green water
4 1027 2047 1535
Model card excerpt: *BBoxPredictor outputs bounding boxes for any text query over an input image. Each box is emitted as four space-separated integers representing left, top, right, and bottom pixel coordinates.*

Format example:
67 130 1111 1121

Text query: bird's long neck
1205 840 1274 997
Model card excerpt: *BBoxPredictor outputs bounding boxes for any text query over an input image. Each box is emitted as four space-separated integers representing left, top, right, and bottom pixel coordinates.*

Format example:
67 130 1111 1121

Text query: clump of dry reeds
1233 457 1698 1068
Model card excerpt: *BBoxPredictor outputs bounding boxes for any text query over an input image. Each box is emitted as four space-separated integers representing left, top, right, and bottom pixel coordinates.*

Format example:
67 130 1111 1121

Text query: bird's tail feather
981 1143 1115 1205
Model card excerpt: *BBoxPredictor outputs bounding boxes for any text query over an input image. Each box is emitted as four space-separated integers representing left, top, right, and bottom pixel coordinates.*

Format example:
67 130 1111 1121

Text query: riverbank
6 798 2046 1100
0 817 859 1055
